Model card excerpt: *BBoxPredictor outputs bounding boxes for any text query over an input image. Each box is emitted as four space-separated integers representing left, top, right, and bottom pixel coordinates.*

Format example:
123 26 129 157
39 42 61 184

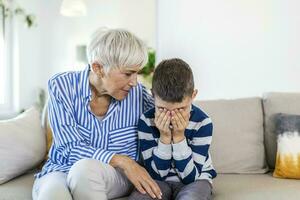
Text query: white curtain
0 0 19 118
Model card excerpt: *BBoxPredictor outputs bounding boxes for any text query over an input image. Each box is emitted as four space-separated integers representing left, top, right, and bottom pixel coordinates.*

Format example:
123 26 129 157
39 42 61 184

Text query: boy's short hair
152 58 194 102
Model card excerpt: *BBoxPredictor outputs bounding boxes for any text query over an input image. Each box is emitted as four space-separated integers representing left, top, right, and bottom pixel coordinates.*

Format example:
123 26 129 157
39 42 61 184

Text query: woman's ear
192 89 198 100
91 62 104 78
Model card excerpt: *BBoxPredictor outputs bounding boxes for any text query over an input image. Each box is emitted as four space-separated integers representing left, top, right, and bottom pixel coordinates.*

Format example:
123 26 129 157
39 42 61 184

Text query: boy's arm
172 117 213 184
138 115 173 180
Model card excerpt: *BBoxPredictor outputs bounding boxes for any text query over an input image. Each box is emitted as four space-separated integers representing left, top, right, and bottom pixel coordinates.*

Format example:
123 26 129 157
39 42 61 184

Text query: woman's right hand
155 108 172 144
110 155 162 199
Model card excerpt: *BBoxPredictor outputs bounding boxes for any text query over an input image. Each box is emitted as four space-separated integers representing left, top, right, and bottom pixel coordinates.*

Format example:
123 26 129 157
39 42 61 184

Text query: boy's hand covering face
171 109 190 142
154 95 195 144
154 108 172 144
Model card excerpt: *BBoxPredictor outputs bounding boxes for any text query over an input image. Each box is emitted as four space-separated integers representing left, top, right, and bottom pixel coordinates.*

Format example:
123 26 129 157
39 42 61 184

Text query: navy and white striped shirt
36 66 154 178
138 105 217 184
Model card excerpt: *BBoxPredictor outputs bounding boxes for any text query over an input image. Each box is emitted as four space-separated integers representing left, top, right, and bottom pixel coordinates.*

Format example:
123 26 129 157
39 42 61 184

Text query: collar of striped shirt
79 65 119 121
81 65 93 101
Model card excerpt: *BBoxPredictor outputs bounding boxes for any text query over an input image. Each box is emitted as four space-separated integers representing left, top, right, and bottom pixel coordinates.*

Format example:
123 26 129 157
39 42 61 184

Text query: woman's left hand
110 155 162 199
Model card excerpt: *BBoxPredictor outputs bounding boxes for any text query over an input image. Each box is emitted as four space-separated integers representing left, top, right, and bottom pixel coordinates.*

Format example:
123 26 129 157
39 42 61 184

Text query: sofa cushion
3 172 300 200
0 107 46 184
195 97 268 173
263 92 300 169
0 172 128 200
272 113 300 179
214 173 300 200
0 172 35 200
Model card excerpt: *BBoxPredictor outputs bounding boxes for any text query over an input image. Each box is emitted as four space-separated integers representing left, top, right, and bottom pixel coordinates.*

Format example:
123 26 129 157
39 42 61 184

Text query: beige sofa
1 92 300 200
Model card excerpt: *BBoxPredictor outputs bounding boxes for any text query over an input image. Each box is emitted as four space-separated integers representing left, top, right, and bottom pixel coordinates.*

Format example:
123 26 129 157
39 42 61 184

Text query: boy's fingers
163 114 171 130
155 110 162 120
175 110 186 127
160 110 167 120
155 110 166 127
155 108 164 117
180 109 190 121
161 111 170 131
171 111 179 129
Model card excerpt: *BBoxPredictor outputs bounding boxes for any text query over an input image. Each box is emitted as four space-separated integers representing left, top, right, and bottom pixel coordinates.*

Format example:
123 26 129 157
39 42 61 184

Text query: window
0 4 13 117
0 5 5 105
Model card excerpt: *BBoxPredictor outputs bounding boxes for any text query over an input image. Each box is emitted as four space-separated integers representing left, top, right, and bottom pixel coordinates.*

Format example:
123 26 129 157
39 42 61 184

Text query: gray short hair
87 28 148 73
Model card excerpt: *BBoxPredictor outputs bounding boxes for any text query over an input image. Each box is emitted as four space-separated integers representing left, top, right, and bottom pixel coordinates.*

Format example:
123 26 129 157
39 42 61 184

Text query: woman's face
102 66 140 100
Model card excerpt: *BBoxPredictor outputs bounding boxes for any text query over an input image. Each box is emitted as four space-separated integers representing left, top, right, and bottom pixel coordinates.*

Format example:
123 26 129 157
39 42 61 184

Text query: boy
129 58 217 200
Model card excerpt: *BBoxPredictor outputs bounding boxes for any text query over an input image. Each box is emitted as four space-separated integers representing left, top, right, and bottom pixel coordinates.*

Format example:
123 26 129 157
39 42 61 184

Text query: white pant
32 159 133 200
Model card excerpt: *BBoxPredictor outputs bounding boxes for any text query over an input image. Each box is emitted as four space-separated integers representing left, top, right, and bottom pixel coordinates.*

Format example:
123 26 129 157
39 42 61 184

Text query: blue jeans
128 179 212 200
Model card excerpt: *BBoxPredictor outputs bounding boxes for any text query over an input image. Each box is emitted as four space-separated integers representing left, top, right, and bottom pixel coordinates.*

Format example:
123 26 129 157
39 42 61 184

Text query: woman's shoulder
49 71 80 84
48 68 88 90
47 69 87 98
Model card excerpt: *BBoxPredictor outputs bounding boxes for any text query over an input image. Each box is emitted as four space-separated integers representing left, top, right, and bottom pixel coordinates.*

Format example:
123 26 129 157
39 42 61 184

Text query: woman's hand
155 108 172 144
171 109 189 143
110 155 162 199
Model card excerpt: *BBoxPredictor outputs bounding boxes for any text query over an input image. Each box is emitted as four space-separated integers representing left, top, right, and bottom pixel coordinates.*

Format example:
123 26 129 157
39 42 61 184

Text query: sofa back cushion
263 92 300 169
195 97 268 173
0 107 46 184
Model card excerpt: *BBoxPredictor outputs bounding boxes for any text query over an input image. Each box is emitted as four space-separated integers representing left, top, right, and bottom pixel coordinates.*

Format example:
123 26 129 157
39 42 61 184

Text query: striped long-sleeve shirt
36 66 154 178
138 105 217 184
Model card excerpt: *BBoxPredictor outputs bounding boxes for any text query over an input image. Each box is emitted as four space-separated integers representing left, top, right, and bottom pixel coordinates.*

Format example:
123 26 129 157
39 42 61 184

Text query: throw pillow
0 107 46 184
273 113 300 179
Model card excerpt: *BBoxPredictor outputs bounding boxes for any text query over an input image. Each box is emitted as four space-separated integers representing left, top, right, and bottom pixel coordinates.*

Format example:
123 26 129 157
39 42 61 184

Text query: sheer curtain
0 0 18 119
0 4 5 105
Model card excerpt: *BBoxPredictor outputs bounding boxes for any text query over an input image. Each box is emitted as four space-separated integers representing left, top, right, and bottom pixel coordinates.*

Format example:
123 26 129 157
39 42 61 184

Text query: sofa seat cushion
214 173 300 200
0 171 34 200
2 172 300 200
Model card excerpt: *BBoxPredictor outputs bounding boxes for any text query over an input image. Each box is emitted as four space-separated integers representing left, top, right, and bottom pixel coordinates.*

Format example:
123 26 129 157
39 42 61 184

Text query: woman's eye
125 73 132 77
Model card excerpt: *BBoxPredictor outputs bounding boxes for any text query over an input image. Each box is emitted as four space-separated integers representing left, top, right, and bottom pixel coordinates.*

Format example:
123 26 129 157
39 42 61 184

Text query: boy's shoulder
142 107 156 119
190 104 210 122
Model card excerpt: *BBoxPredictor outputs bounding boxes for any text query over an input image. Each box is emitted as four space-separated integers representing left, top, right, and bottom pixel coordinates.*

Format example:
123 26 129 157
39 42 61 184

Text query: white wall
157 0 300 100
15 0 156 110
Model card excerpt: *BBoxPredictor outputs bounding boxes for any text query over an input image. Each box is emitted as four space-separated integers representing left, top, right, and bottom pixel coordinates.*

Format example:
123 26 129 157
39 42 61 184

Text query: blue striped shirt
138 105 217 184
36 66 154 178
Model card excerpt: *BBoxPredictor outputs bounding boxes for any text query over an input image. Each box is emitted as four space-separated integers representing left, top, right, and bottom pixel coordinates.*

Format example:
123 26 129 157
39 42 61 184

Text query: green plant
0 0 36 28
137 48 155 89
138 48 155 77
36 88 46 113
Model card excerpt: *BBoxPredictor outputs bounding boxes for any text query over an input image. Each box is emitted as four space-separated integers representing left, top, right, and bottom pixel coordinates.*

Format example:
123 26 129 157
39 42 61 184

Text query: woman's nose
129 73 138 86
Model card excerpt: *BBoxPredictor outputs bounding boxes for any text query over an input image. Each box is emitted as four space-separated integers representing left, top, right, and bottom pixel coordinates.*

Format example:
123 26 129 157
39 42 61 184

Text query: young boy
129 58 217 200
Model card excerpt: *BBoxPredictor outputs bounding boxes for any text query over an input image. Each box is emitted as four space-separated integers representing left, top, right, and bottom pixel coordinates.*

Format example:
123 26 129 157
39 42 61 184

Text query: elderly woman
32 29 162 200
